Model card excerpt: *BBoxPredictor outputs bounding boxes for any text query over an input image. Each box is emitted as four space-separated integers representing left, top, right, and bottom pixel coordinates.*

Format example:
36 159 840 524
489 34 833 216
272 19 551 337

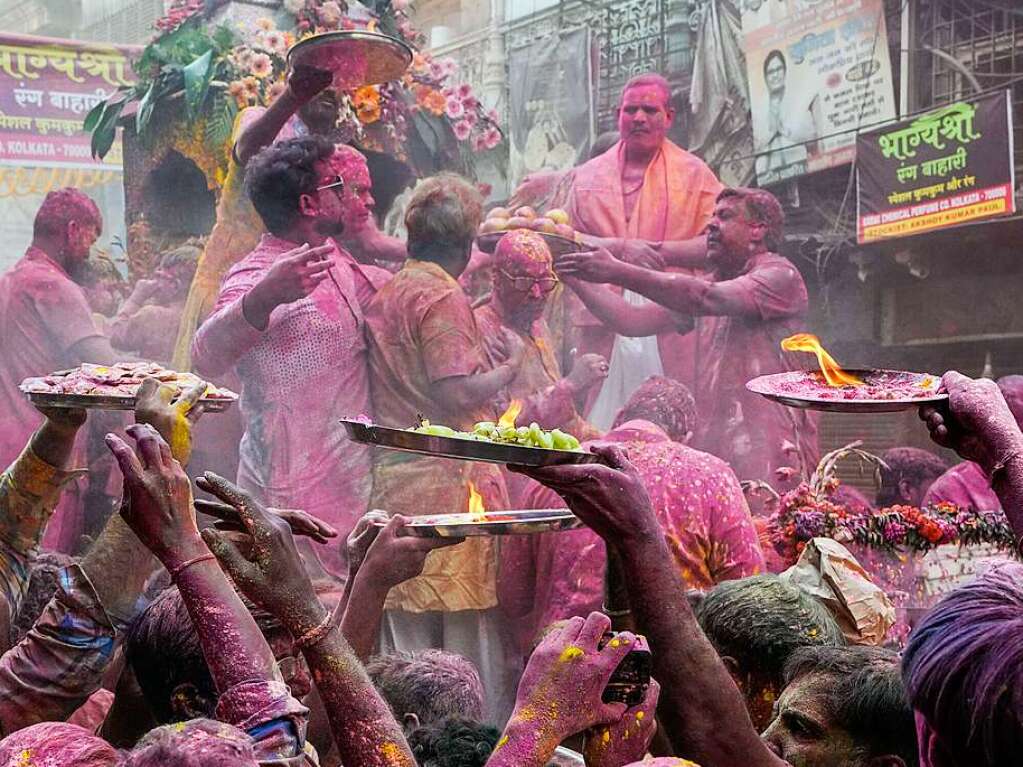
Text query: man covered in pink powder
499 376 765 657
193 137 389 575
559 187 819 500
923 374 1023 513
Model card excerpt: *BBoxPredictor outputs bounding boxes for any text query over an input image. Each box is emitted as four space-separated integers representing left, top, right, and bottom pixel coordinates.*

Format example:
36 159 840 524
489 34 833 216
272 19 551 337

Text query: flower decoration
250 53 273 79
353 85 382 124
154 0 204 34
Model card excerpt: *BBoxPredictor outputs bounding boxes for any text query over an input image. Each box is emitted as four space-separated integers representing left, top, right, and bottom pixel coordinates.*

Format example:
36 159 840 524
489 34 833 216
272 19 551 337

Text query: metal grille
79 0 163 43
504 0 697 132
915 0 1023 179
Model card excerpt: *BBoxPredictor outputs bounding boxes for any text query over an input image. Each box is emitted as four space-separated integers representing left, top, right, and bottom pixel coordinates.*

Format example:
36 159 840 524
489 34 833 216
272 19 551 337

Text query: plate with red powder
747 369 947 413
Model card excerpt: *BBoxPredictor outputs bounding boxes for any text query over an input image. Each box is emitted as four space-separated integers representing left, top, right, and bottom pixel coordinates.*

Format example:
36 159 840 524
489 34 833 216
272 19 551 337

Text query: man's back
500 419 764 653
0 249 101 466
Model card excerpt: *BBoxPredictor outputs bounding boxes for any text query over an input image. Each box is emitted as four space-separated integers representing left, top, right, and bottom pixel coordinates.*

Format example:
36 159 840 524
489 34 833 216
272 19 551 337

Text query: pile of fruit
413 419 582 451
478 206 579 241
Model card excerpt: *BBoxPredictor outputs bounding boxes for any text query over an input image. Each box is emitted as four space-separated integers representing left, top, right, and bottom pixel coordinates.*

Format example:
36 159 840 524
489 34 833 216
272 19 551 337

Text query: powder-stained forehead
494 229 553 270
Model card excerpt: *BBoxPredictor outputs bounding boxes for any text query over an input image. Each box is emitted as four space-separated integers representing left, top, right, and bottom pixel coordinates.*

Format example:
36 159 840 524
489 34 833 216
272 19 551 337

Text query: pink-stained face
331 147 375 235
706 196 757 273
494 229 558 327
618 84 674 155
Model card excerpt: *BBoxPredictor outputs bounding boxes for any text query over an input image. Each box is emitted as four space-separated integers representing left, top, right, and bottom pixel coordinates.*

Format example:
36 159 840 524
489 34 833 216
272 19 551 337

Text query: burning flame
781 333 864 387
467 481 486 522
498 399 523 430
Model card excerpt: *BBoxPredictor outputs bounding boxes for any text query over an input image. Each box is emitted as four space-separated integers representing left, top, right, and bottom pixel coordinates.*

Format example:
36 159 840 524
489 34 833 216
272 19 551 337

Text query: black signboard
856 89 1015 243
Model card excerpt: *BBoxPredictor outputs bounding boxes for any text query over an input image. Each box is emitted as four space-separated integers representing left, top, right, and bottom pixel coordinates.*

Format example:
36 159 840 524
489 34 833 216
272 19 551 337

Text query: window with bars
914 0 1023 179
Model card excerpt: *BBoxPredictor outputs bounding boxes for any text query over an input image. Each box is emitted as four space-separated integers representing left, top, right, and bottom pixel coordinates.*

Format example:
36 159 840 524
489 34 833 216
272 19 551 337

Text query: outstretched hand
511 444 659 547
105 424 203 569
511 612 635 742
198 472 327 637
583 679 660 767
287 63 333 103
194 493 338 545
920 371 1023 473
556 248 625 284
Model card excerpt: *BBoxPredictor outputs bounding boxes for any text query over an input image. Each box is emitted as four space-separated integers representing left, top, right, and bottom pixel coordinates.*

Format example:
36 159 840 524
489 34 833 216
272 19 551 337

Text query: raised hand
198 472 327 638
104 424 202 569
244 243 334 329
920 371 1023 473
615 240 666 271
493 327 527 370
134 376 207 465
287 63 333 103
566 352 609 394
583 679 660 767
493 612 636 767
510 444 660 548
358 515 463 592
194 493 338 545
344 509 390 582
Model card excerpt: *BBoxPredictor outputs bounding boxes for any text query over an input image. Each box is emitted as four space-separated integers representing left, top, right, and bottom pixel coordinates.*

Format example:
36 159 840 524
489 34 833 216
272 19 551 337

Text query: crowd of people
0 66 1018 766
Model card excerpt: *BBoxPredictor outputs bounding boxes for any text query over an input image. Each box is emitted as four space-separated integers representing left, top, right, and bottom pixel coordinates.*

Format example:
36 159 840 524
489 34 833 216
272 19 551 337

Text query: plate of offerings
476 205 583 257
746 333 946 413
287 30 413 90
394 509 582 538
340 405 598 467
21 362 238 412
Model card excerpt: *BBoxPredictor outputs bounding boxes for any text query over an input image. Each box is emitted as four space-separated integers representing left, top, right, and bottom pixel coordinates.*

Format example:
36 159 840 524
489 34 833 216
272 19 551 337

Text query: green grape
415 423 459 438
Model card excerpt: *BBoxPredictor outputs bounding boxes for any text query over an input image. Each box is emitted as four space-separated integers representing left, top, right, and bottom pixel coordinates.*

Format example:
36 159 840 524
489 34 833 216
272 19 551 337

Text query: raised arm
192 243 333 377
233 65 332 166
198 474 417 767
581 235 709 271
512 446 787 767
564 277 683 337
921 371 1023 539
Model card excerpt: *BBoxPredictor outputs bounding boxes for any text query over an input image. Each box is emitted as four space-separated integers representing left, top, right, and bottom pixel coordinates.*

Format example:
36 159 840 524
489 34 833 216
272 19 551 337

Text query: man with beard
172 64 343 370
0 188 123 471
564 74 722 423
558 187 818 497
192 137 387 575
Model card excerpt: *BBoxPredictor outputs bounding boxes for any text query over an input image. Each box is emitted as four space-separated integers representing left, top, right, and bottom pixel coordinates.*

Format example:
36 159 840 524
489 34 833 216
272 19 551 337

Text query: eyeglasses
316 174 345 194
498 270 559 294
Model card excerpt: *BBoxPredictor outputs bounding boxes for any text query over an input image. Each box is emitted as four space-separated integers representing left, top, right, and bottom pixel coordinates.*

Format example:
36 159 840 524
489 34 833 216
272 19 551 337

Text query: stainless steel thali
389 509 582 538
340 419 598 466
287 30 413 90
20 384 237 412
477 230 582 257
746 369 948 413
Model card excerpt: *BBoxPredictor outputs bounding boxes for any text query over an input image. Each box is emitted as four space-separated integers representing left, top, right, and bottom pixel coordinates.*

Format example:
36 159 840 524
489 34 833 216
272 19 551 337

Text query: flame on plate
467 481 486 522
781 333 864 387
498 399 523 429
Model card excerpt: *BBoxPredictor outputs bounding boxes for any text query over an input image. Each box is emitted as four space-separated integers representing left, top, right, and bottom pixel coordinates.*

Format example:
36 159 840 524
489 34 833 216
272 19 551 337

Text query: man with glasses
474 230 606 467
192 137 390 576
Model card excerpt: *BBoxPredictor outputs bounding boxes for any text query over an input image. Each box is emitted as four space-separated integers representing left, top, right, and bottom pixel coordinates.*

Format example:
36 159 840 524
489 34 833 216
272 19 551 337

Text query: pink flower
486 108 500 123
251 52 273 79
457 83 473 100
445 96 464 119
461 109 477 127
260 30 287 54
471 133 486 152
429 60 446 81
267 80 288 103
452 120 472 141
482 126 502 150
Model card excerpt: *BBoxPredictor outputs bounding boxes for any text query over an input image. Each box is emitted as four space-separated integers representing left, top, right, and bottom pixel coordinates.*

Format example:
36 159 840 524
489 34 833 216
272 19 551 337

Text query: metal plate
287 31 413 90
746 369 948 413
391 509 582 538
21 388 237 412
340 419 598 466
477 230 582 257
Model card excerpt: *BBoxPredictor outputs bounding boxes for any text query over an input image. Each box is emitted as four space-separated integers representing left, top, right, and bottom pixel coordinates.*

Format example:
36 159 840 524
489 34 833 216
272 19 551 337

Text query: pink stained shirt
192 234 390 565
695 252 819 499
922 460 1001 512
0 247 104 470
498 419 765 656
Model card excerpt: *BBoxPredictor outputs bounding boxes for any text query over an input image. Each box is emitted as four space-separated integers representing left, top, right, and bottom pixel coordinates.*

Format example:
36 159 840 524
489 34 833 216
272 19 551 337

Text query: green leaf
204 96 237 149
135 79 158 134
90 99 124 159
83 100 107 133
183 49 215 120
